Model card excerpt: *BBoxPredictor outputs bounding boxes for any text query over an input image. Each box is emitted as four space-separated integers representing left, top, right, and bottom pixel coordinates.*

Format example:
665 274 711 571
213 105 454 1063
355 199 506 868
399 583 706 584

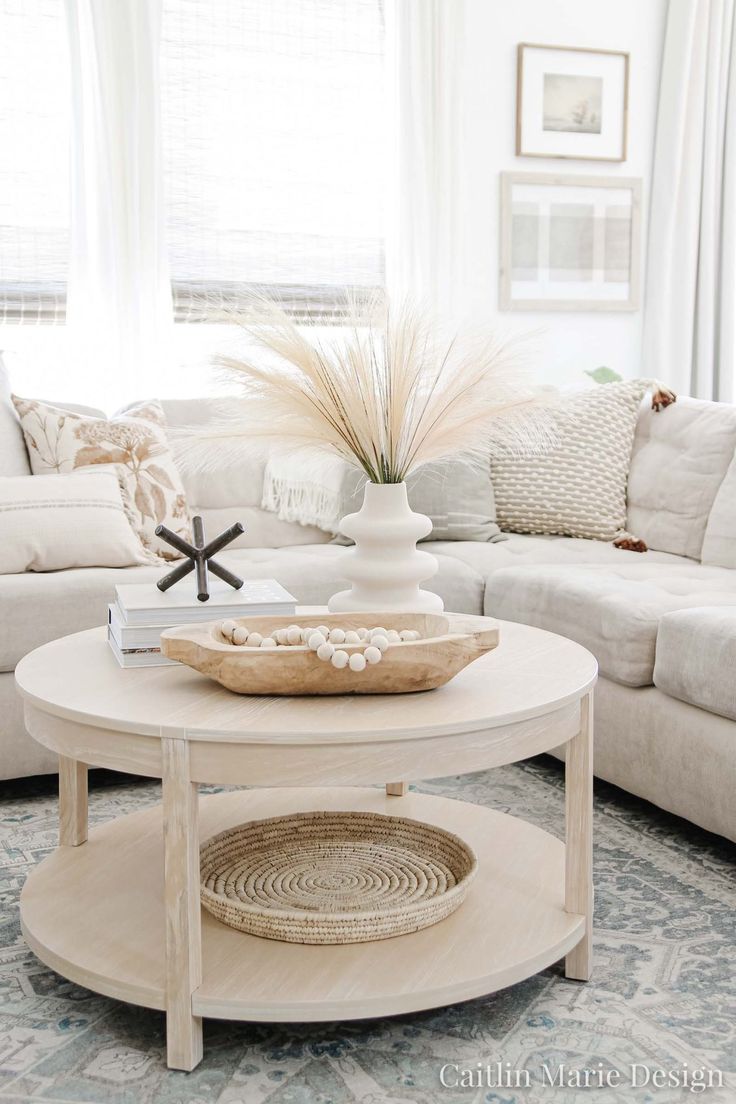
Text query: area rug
0 758 734 1104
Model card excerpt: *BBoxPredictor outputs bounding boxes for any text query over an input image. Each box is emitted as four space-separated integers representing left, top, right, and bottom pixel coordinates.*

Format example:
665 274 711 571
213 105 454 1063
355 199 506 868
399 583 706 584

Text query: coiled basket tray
199 810 478 945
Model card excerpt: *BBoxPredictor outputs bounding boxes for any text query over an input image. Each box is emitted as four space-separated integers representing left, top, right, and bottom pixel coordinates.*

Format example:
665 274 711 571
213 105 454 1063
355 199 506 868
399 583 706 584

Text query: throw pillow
491 380 666 544
262 452 507 543
0 471 152 573
12 396 191 561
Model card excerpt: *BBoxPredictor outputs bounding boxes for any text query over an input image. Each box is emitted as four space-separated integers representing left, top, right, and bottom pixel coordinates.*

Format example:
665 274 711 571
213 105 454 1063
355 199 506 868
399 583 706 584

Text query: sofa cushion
654 608 736 721
0 354 31 476
484 563 736 687
433 533 687 578
627 396 736 559
0 545 483 672
198 507 330 549
701 448 736 568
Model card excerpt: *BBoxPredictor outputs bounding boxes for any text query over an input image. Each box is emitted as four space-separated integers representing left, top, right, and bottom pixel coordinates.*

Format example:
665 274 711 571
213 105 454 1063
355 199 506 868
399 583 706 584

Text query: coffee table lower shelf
21 788 585 1023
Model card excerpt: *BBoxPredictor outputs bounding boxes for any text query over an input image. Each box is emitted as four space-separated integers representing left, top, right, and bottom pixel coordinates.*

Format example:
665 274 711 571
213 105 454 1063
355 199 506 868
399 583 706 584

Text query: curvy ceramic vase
328 481 444 613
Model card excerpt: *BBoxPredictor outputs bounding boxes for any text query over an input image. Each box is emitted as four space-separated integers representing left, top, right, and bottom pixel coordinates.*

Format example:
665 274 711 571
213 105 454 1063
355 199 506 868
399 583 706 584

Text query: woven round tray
199 810 478 944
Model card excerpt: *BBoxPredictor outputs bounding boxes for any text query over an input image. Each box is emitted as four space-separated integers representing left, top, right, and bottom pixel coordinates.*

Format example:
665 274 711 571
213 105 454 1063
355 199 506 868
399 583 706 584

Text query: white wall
455 0 668 387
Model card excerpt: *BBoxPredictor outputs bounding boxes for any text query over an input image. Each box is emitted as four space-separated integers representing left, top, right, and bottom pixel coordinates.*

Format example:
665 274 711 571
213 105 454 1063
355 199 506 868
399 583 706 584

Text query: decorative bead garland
219 621 421 673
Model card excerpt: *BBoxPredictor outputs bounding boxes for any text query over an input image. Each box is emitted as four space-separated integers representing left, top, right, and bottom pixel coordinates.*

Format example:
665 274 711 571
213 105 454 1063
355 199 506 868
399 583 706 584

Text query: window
161 0 386 322
0 0 70 324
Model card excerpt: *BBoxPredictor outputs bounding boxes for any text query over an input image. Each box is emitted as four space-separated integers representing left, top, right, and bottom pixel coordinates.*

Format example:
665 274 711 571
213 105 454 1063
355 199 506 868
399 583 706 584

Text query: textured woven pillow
12 396 191 561
491 380 654 543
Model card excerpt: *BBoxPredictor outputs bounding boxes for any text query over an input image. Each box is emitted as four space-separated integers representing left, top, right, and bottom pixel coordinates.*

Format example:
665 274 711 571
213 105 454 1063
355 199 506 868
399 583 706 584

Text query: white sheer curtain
386 0 465 317
642 0 736 402
64 0 172 407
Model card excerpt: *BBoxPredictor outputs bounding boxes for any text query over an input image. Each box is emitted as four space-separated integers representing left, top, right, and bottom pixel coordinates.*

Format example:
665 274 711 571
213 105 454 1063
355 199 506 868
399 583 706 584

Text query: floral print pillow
12 396 191 561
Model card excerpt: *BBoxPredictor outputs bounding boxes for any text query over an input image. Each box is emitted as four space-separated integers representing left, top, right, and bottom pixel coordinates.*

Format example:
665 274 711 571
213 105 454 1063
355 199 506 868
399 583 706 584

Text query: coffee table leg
162 738 203 1071
564 690 593 981
59 756 88 847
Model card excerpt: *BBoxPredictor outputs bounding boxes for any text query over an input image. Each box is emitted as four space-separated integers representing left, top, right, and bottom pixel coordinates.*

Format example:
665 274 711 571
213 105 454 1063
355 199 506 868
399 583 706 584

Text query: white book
108 605 168 650
114 579 297 627
107 630 178 669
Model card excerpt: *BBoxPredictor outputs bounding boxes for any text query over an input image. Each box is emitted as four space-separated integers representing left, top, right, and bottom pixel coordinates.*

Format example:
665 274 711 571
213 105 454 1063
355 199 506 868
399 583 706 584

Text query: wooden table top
15 619 597 745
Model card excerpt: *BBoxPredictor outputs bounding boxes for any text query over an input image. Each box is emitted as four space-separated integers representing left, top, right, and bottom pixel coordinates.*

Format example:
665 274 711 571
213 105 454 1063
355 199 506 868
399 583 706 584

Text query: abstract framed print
517 44 629 161
499 173 641 311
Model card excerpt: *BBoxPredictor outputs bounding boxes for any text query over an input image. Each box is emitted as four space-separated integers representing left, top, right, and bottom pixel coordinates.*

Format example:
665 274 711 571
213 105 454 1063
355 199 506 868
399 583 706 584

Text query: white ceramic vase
328 481 444 613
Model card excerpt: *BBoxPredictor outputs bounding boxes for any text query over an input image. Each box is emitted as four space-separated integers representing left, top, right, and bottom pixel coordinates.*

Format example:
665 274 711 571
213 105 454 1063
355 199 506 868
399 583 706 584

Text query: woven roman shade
160 0 386 323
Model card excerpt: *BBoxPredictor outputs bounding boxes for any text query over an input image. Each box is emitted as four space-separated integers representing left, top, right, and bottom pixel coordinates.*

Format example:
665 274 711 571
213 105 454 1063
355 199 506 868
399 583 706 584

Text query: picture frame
499 172 641 312
516 43 629 162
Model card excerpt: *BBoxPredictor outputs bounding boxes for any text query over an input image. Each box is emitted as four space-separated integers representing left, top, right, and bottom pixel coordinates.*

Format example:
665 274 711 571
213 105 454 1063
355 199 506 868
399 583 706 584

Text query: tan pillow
491 380 652 543
0 471 152 573
12 396 191 561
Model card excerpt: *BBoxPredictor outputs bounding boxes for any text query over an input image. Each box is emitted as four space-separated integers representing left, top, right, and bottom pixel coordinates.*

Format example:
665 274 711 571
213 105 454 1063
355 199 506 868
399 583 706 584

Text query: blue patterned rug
1 758 734 1104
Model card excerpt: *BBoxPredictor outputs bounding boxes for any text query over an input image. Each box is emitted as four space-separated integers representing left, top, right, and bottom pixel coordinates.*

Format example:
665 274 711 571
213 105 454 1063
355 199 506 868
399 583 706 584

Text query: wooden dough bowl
160 612 499 696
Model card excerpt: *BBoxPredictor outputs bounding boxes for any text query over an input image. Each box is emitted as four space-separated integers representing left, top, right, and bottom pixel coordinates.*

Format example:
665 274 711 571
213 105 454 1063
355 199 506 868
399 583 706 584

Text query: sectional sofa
2 390 735 843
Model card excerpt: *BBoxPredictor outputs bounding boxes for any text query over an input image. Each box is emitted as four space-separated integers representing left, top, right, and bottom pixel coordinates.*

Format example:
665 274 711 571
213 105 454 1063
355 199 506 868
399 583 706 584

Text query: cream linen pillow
0 471 151 573
491 380 657 544
12 396 191 561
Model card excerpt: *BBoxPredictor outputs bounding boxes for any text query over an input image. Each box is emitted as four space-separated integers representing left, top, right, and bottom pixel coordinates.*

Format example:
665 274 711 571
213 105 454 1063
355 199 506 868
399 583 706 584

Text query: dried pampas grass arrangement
202 295 554 483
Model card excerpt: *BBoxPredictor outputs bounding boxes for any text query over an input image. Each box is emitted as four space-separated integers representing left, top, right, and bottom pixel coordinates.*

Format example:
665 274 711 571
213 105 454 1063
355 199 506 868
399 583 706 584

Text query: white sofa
2 392 736 844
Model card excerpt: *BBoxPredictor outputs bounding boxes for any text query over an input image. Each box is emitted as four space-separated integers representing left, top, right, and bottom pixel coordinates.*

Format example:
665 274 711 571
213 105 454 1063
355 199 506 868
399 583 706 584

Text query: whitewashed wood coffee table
15 614 597 1072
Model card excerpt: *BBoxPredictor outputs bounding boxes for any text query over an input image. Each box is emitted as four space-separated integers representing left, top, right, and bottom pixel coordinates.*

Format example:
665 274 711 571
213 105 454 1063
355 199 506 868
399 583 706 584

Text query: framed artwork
516 43 629 161
499 172 641 312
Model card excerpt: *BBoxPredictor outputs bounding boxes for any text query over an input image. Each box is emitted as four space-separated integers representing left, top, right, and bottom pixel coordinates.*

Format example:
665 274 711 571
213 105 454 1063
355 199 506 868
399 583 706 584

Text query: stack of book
107 579 298 668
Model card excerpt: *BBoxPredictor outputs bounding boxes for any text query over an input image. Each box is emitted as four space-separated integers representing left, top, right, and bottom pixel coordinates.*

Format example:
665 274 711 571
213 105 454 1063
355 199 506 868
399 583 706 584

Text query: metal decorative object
155 516 244 602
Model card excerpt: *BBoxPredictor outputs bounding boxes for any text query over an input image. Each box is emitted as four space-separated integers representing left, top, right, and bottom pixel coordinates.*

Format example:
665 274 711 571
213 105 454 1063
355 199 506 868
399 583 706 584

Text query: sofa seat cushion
654 608 736 721
484 563 736 687
0 545 483 672
432 533 687 578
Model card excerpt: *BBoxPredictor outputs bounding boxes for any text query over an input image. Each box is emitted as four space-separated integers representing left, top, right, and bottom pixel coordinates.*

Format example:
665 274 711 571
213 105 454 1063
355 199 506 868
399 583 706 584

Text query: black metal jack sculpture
154 516 244 602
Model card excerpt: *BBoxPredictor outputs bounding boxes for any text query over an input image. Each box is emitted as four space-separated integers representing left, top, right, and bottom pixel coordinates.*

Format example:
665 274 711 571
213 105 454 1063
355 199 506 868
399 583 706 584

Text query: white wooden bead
348 652 366 672
386 630 401 643
364 645 382 665
331 650 349 669
399 630 414 641
287 626 303 645
221 619 237 638
317 642 335 661
357 628 369 640
308 632 326 651
301 628 313 642
275 628 289 645
328 628 346 644
260 637 277 649
317 625 330 637
344 630 360 644
370 627 387 639
231 627 249 645
371 634 389 652
246 632 263 647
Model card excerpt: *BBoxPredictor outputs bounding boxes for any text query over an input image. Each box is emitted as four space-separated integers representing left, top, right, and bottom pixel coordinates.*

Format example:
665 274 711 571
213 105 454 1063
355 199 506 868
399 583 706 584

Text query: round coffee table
15 614 597 1072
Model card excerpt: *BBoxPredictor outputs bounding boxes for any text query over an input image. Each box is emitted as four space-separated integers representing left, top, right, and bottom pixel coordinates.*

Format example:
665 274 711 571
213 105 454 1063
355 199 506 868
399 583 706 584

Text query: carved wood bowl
160 611 500 696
